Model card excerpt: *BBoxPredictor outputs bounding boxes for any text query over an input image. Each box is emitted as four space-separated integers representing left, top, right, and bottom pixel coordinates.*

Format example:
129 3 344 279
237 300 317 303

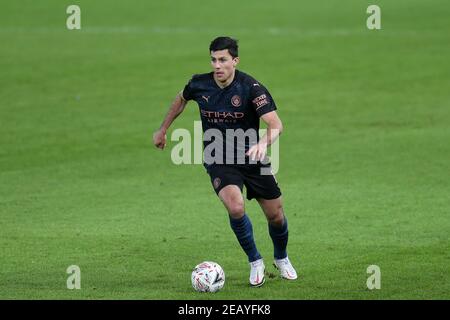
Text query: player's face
210 50 239 83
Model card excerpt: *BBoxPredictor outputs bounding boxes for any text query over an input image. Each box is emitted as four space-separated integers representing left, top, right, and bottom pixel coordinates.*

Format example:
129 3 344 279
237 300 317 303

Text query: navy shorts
206 163 282 201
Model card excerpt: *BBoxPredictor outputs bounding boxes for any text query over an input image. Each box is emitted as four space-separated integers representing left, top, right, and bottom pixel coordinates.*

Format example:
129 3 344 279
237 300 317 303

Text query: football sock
229 214 262 263
268 216 288 260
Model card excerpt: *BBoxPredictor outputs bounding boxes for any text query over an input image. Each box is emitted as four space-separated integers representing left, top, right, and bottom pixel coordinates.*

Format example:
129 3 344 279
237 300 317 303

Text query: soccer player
153 36 297 287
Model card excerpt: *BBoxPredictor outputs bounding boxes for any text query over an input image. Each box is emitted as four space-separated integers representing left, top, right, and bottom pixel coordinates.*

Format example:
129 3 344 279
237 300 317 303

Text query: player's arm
246 111 283 161
153 91 188 150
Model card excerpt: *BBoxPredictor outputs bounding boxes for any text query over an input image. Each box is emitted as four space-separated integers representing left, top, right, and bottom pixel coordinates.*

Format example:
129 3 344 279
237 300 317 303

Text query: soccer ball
191 261 225 293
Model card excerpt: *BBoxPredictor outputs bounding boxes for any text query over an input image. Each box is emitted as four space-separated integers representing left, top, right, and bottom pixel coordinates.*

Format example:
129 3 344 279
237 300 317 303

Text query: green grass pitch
0 0 449 299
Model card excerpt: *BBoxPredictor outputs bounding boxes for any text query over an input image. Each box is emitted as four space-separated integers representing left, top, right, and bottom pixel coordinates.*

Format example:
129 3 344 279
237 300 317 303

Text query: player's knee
226 201 245 218
268 206 285 227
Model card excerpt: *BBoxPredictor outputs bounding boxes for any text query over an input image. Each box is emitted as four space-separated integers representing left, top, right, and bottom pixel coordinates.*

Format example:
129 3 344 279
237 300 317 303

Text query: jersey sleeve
182 75 196 101
250 83 277 117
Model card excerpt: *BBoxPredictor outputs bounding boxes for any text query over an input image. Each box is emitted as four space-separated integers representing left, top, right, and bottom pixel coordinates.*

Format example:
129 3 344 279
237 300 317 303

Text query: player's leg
207 165 262 262
242 165 287 260
256 196 287 259
241 163 297 280
218 185 262 263
257 197 297 280
217 185 265 287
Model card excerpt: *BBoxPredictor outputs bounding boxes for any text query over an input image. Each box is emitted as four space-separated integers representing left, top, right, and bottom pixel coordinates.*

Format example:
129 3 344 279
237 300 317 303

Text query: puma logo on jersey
202 96 210 103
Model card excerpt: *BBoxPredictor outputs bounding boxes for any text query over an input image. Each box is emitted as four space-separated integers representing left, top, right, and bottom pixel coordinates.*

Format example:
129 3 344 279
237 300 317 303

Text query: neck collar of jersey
212 69 240 90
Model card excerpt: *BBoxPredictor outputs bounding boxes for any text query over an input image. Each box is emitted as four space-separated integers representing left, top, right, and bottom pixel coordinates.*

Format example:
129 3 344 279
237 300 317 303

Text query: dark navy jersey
182 70 277 166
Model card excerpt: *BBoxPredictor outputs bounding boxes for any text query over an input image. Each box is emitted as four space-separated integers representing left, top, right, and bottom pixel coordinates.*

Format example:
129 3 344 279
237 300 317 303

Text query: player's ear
233 57 240 66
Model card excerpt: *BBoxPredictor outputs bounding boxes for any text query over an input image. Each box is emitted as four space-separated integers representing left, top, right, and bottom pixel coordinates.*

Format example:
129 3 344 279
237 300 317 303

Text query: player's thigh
206 165 245 218
218 185 245 218
207 165 243 194
256 196 284 225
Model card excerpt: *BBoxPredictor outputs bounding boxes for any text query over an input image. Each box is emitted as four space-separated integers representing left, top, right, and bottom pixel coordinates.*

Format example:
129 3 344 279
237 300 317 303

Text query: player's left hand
246 142 267 162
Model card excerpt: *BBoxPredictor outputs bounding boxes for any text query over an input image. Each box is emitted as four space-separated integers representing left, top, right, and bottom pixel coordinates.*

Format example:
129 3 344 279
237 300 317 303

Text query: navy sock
268 216 288 260
229 214 262 262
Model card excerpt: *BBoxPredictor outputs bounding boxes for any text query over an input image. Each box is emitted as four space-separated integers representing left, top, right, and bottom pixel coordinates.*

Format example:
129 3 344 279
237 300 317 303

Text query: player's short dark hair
209 36 239 58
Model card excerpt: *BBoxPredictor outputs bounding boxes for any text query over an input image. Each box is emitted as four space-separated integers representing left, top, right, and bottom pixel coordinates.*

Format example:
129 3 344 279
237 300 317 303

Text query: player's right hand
153 129 167 150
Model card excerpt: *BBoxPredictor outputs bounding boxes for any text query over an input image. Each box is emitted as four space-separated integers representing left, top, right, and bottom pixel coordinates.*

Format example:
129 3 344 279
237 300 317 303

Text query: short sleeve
250 83 277 117
182 76 195 101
